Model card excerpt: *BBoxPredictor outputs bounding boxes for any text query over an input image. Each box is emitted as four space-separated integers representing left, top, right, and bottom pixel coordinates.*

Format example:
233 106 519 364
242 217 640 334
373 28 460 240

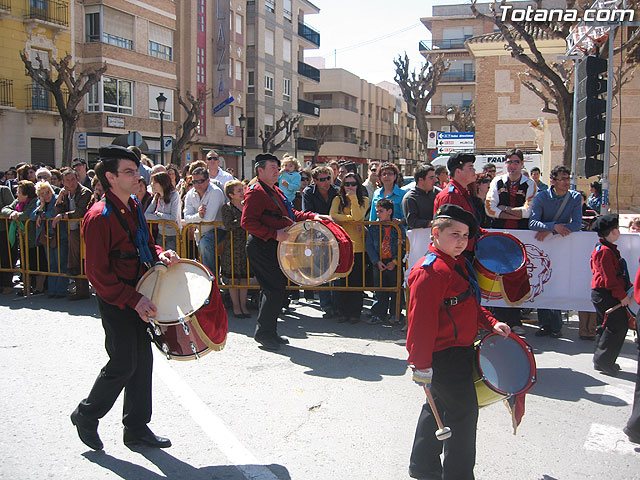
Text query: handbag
37 224 58 249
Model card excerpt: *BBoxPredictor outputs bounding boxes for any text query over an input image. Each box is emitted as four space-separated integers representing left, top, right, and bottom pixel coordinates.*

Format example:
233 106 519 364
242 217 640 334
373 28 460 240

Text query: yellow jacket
329 195 370 253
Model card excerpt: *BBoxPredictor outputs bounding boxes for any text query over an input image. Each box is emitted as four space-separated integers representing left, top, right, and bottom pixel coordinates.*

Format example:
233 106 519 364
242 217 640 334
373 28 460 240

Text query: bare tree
20 52 106 167
470 0 640 167
394 53 450 162
171 89 211 165
258 112 301 153
309 125 330 163
446 104 476 133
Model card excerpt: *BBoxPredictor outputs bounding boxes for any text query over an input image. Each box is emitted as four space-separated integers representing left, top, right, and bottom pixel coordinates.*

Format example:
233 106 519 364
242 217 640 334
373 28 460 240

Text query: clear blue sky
304 0 460 84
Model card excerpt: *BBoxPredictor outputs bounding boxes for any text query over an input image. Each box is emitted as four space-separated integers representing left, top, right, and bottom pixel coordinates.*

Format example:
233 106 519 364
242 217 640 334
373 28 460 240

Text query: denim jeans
198 230 216 274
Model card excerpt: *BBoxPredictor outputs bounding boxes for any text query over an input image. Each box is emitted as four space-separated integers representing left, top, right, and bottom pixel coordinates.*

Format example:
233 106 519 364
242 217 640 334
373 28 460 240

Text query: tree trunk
62 118 75 167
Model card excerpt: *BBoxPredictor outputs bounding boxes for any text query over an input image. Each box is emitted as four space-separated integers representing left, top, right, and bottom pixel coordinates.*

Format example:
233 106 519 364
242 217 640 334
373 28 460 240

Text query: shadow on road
0 293 100 318
271 344 407 381
528 367 633 404
82 449 291 479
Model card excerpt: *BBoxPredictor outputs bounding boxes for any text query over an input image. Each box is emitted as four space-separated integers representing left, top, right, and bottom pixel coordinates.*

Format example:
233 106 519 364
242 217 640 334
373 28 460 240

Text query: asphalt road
1 294 639 480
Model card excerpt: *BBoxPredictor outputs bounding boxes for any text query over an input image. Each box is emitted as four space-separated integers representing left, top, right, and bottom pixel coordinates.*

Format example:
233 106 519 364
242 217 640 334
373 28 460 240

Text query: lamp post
293 126 299 158
238 113 246 180
445 107 456 132
156 92 167 165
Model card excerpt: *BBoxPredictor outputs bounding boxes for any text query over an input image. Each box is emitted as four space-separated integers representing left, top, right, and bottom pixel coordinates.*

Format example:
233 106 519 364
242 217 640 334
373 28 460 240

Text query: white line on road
153 350 280 480
602 384 635 406
618 356 637 371
584 423 640 456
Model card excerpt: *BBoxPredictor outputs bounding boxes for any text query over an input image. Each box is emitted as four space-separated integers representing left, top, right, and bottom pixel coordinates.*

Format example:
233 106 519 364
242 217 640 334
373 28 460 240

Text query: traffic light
576 55 607 178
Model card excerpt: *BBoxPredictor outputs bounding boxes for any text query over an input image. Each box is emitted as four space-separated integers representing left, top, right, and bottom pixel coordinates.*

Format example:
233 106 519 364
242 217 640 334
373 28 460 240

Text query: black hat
592 213 619 236
98 145 140 167
254 153 280 168
447 151 475 175
434 203 478 238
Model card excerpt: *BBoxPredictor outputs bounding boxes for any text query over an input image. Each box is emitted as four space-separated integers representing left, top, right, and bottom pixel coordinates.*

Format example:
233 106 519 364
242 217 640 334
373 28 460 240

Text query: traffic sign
436 131 474 154
213 96 235 114
427 131 437 149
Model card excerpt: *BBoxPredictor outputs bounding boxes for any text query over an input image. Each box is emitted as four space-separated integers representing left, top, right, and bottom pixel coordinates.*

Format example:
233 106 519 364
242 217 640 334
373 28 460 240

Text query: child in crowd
590 214 634 376
365 198 404 325
406 204 510 480
278 155 302 203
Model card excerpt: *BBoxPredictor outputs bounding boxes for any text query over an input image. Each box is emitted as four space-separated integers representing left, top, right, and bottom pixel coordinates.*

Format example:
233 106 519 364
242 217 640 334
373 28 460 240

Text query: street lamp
293 126 299 158
238 113 246 180
156 92 167 164
446 107 456 132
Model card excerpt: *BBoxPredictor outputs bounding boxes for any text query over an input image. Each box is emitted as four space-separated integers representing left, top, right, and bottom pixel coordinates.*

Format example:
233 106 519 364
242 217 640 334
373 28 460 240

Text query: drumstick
605 303 624 316
422 385 452 441
147 264 168 321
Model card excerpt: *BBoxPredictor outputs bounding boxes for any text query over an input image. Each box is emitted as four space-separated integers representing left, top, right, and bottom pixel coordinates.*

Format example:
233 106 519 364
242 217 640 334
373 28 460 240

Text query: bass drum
278 220 354 287
474 232 527 300
472 332 537 407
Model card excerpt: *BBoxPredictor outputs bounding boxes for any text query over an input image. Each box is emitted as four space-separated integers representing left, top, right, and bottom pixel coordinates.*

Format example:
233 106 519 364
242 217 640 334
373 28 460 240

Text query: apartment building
0 0 72 169
176 0 246 174
244 0 321 170
418 3 495 134
73 0 177 166
303 68 421 176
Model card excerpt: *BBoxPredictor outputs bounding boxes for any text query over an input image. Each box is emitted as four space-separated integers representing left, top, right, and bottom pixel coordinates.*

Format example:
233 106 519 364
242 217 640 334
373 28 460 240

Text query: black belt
442 289 472 306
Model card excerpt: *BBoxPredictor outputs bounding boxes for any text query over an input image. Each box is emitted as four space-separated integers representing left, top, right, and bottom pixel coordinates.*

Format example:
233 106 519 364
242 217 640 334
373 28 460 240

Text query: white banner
406 228 640 312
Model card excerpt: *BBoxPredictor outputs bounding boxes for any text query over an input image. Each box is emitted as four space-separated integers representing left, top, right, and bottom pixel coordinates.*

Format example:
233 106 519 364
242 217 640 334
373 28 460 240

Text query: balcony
298 61 320 82
0 79 13 107
24 0 69 27
296 137 317 152
326 136 357 144
314 100 357 113
297 98 320 117
426 104 472 116
441 69 475 82
25 84 55 111
419 36 473 52
298 22 320 47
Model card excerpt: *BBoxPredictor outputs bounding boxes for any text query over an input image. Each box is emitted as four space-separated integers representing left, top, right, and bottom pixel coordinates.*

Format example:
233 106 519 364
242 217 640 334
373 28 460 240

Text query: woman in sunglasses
330 173 370 323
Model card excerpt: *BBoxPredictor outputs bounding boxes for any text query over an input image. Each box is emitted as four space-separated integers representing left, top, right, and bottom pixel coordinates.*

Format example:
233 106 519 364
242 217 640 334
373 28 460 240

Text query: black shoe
275 335 289 344
123 427 171 448
594 362 619 376
624 426 640 444
282 306 293 315
254 334 281 351
550 330 563 338
70 408 103 451
535 326 551 337
322 311 335 319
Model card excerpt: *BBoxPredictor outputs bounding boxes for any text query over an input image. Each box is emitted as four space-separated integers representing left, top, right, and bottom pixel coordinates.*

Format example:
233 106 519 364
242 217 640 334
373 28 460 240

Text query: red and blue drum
473 332 537 407
474 232 527 300
136 260 228 361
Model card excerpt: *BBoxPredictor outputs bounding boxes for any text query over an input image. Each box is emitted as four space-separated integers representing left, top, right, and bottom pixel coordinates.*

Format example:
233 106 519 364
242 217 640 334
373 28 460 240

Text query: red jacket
82 191 163 310
241 180 315 241
590 240 630 301
406 244 497 370
634 258 640 304
433 178 486 251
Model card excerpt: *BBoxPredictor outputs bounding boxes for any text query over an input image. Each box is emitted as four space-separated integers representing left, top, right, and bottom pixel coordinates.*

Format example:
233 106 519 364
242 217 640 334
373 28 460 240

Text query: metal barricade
0 217 27 293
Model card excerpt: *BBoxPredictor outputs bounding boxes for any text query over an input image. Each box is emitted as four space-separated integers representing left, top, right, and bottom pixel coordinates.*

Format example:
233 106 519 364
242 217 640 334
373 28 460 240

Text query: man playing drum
407 204 510 480
70 145 179 451
241 154 330 351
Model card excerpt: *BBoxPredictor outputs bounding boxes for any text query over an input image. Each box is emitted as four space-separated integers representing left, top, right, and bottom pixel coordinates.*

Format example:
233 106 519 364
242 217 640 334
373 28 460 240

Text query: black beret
592 213 618 236
447 151 476 174
254 153 280 167
98 145 140 167
434 203 478 238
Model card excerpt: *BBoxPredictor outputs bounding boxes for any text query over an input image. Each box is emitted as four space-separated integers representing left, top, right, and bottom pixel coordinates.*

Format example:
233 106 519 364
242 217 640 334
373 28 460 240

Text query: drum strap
261 181 295 222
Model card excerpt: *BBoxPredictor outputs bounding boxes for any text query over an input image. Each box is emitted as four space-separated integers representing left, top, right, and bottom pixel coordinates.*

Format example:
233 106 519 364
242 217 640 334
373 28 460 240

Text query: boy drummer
406 204 510 480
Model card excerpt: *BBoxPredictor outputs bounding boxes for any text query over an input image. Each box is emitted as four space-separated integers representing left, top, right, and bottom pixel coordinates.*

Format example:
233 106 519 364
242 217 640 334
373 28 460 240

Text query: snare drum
137 260 228 360
472 333 536 407
474 232 527 300
278 220 354 286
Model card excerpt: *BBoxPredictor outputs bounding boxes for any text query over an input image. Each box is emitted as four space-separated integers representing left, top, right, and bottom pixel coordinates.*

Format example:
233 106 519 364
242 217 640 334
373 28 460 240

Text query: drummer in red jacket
406 204 510 480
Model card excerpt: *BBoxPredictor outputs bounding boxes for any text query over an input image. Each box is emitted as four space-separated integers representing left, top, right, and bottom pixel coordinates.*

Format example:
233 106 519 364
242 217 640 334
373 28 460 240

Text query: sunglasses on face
316 176 331 182
301 177 310 181
207 156 219 161
343 181 358 187
192 178 208 184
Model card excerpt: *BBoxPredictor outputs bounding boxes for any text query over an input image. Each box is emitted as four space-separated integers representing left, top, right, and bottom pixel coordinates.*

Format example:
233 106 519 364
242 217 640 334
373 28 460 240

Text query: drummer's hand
135 296 157 323
534 230 552 242
159 249 180 266
314 214 334 223
276 228 290 242
412 367 433 386
493 322 511 338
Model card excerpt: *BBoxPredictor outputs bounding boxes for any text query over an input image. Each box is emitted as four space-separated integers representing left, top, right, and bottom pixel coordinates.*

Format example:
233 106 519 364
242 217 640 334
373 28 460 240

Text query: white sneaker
512 325 526 336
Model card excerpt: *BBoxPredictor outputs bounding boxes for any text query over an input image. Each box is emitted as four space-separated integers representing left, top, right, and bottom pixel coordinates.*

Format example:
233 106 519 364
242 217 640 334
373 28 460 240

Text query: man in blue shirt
529 165 582 338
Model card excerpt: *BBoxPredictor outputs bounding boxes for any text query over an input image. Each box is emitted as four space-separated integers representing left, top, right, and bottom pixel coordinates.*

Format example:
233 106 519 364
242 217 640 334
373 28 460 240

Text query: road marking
618 357 636 371
584 423 639 456
602 384 634 405
153 350 280 480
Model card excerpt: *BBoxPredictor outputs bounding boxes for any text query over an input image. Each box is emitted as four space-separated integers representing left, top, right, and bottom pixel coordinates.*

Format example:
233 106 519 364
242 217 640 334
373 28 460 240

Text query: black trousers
76 296 153 431
592 288 629 369
492 307 521 328
246 235 287 338
410 346 478 480
337 252 364 318
626 314 640 435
